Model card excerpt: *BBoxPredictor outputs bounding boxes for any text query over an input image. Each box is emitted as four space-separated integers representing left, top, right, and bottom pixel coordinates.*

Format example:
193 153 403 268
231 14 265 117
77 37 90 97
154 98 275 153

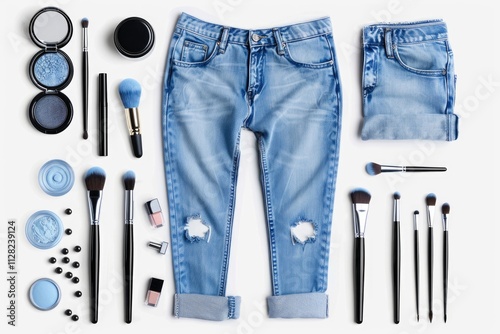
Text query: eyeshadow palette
28 7 74 134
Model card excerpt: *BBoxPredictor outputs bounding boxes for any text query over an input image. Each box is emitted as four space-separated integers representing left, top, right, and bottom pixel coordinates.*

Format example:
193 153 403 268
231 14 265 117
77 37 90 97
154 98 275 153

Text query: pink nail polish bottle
145 198 165 228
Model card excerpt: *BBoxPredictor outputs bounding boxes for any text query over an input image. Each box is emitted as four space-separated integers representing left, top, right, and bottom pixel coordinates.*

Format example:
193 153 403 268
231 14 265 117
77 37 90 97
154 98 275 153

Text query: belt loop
273 28 285 55
384 28 394 58
219 27 229 54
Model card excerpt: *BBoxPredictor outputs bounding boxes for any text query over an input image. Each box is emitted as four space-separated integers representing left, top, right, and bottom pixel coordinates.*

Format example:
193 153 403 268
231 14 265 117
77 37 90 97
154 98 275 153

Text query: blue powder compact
28 7 74 134
25 210 64 249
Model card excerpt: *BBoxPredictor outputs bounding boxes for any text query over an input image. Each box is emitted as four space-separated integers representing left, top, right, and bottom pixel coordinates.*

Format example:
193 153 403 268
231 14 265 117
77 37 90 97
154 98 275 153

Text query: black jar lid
114 17 155 58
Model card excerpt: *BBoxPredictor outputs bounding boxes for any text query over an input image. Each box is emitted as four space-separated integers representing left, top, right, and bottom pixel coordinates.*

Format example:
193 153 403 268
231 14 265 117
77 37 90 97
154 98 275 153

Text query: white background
1 0 499 333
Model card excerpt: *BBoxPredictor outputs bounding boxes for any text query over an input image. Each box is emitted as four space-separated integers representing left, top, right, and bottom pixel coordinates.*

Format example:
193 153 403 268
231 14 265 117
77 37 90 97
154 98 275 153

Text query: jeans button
251 34 260 42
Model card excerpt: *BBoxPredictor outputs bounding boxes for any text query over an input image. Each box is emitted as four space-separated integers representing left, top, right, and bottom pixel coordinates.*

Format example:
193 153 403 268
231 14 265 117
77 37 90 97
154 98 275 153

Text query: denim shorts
361 20 458 140
162 13 342 320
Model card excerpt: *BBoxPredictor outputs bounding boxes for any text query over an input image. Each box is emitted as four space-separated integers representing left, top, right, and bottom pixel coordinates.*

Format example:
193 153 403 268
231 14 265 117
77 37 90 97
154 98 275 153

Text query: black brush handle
83 51 89 139
354 237 365 324
124 224 134 323
405 166 446 172
392 221 401 324
90 224 100 324
414 230 420 321
131 134 143 158
428 227 434 322
443 231 449 322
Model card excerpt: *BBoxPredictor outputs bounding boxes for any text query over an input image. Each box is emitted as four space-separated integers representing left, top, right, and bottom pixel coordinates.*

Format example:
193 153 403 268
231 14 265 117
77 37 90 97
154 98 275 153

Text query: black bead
74 291 82 297
65 228 72 235
65 272 73 279
55 267 63 274
72 261 80 268
61 248 69 255
72 277 80 284
71 315 79 321
65 208 72 215
49 257 57 264
65 309 72 316
74 245 81 252
62 257 70 264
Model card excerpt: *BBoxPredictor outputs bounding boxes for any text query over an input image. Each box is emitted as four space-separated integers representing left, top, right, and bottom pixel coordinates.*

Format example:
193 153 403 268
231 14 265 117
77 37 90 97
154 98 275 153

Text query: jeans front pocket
393 40 448 76
181 41 208 63
172 30 221 67
283 34 334 69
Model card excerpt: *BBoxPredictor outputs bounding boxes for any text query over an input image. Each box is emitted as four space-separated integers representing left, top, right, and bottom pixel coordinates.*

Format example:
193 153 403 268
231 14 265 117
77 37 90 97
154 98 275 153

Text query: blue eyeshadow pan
33 52 70 88
29 92 73 134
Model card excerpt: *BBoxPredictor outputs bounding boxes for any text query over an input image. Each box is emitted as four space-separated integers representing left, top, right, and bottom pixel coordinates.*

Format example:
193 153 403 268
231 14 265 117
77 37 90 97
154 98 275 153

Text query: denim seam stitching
164 33 182 294
227 296 235 319
218 131 242 296
258 135 279 295
395 37 448 45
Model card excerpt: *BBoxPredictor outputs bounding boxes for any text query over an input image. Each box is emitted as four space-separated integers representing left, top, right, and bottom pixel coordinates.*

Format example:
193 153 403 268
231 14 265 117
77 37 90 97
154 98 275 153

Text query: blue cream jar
28 7 74 134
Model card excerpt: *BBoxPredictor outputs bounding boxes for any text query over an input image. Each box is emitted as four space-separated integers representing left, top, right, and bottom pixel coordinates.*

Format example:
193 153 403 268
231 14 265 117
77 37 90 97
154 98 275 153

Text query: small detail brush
350 188 371 324
413 210 420 322
392 192 401 324
118 79 143 158
85 167 106 324
82 18 89 140
442 203 450 323
366 162 447 176
425 193 437 323
123 171 135 323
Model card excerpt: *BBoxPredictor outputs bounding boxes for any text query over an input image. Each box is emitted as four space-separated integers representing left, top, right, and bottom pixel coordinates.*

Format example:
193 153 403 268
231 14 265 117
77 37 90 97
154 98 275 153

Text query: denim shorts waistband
363 19 448 45
175 12 332 46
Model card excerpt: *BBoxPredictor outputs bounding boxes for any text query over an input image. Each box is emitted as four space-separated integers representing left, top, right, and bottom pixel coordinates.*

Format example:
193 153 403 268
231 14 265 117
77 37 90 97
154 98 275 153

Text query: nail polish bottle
145 199 165 228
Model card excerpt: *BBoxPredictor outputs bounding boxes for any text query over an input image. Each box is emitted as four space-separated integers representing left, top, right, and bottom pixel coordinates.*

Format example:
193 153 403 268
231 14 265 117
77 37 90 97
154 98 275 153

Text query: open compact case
28 7 74 134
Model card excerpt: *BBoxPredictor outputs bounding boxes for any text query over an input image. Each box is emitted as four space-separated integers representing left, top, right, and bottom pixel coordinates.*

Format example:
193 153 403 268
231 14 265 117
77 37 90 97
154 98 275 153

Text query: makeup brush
413 210 420 322
365 162 447 176
85 167 106 324
82 18 89 140
350 188 371 324
442 203 450 323
392 192 401 324
425 193 436 323
118 79 143 158
123 171 135 324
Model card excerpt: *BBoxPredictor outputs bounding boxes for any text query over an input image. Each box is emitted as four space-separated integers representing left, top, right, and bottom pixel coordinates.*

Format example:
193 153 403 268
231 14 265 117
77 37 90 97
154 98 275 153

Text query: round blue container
38 159 74 196
29 278 61 310
25 210 64 249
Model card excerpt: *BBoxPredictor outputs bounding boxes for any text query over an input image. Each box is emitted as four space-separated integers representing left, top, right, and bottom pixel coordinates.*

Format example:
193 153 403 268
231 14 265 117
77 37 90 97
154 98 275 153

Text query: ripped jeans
162 13 342 320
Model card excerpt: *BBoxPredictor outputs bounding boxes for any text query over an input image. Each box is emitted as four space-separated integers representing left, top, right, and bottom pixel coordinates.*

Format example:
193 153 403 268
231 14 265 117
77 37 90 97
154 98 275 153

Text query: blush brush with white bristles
366 162 447 176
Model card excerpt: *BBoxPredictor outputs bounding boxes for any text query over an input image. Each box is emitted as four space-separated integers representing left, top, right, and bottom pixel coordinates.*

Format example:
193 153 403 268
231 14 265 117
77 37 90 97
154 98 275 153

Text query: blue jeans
162 13 342 320
362 19 458 140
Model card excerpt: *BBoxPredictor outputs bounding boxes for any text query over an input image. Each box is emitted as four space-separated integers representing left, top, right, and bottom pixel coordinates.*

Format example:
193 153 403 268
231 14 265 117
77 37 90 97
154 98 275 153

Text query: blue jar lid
25 210 63 249
38 159 74 196
29 278 61 310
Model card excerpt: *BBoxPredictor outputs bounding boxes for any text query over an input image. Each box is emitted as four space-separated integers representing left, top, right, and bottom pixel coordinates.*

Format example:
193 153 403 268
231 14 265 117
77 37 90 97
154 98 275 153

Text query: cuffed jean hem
174 294 241 320
267 293 328 318
361 114 459 141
